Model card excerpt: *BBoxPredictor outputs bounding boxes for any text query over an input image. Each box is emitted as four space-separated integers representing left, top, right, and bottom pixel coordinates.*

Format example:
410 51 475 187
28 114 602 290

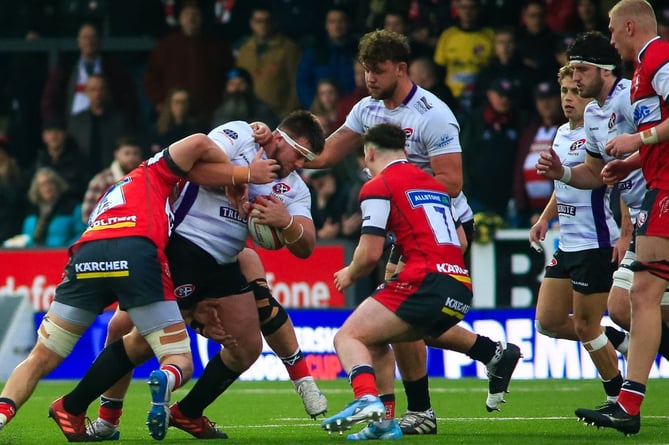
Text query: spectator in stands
0 138 27 243
516 0 561 82
554 34 577 69
67 75 130 174
202 0 254 46
149 88 202 154
34 117 88 200
478 1 522 29
514 80 565 226
303 169 349 240
433 0 495 116
334 61 367 130
236 6 301 118
144 0 234 122
461 78 525 217
544 0 578 33
2 167 85 248
382 10 434 61
271 0 327 45
81 137 143 223
296 7 357 109
310 79 341 137
473 26 537 112
573 0 609 34
211 67 279 129
409 57 457 112
40 23 137 125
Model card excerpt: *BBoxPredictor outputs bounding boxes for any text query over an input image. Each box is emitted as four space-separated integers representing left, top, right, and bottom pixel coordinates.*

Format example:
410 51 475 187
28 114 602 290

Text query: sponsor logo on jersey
87 215 137 231
272 182 291 194
634 105 651 122
407 190 450 208
557 204 576 216
220 206 245 222
569 139 586 151
608 112 617 129
74 260 129 279
617 179 632 190
442 296 470 319
436 134 455 148
174 284 196 299
413 96 433 114
222 129 238 139
436 263 468 275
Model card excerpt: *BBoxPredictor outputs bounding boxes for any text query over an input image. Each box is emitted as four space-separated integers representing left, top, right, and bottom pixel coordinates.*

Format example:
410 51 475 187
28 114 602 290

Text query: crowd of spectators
1 0 669 248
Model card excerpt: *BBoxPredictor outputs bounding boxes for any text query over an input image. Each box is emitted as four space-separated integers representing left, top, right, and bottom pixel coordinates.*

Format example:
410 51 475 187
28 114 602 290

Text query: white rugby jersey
345 84 473 222
584 78 645 222
172 121 312 264
554 123 619 251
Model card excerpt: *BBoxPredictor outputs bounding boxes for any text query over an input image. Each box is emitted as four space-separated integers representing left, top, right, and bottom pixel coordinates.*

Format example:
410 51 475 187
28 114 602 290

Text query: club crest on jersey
272 182 291 194
637 211 647 228
174 284 196 299
608 112 616 129
403 128 414 139
569 139 586 151
660 197 669 218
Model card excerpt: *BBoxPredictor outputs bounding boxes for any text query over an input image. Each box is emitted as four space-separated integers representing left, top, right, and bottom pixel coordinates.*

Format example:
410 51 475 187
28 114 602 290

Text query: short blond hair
557 65 574 84
609 0 657 30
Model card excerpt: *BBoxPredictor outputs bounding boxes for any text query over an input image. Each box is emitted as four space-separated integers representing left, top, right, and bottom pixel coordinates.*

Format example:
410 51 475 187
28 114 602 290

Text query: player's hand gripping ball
247 209 285 250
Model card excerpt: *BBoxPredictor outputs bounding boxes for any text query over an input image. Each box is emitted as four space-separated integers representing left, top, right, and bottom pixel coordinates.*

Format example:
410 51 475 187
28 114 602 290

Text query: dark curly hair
566 31 621 75
363 123 406 151
358 30 410 68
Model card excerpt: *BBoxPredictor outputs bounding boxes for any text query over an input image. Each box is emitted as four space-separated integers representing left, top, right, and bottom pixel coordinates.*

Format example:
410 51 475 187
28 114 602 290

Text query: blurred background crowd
1 0 668 249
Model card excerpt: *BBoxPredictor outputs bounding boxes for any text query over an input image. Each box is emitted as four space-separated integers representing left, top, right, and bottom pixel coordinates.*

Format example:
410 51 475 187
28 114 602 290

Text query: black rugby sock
64 339 134 415
177 353 240 418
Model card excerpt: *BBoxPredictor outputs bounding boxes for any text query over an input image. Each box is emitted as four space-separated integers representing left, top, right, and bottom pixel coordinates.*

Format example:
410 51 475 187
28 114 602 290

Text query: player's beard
368 80 396 101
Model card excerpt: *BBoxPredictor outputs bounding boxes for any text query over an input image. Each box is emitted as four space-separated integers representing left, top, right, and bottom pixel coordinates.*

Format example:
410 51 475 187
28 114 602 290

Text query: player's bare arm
601 152 641 185
430 152 463 197
305 125 362 169
187 142 279 186
536 147 605 189
529 192 558 246
334 233 386 291
606 120 669 158
613 199 633 265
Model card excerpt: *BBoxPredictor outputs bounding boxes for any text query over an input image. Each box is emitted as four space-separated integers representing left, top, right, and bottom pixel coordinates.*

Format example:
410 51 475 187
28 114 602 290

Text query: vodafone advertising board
0 245 346 311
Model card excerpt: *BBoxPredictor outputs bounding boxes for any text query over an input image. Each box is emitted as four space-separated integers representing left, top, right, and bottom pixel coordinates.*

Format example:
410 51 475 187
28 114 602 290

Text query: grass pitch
1 378 668 444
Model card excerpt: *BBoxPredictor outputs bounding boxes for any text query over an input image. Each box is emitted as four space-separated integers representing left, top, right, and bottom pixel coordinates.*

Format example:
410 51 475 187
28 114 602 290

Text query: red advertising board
0 245 346 311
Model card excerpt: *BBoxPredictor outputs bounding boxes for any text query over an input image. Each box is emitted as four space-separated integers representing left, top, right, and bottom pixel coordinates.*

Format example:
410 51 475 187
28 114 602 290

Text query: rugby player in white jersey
307 29 521 437
531 63 625 407
537 31 669 411
58 111 328 441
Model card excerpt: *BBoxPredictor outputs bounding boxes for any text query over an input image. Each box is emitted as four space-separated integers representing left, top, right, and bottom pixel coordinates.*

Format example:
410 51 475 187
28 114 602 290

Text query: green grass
1 378 668 444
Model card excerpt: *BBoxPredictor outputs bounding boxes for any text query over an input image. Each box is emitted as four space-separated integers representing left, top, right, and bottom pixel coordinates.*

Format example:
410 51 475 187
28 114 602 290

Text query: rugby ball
247 211 285 250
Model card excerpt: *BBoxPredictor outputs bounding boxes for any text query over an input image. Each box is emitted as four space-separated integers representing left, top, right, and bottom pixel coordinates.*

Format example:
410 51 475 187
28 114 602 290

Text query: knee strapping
582 331 608 352
144 325 191 361
37 316 81 357
252 278 288 336
534 319 559 338
612 266 634 291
